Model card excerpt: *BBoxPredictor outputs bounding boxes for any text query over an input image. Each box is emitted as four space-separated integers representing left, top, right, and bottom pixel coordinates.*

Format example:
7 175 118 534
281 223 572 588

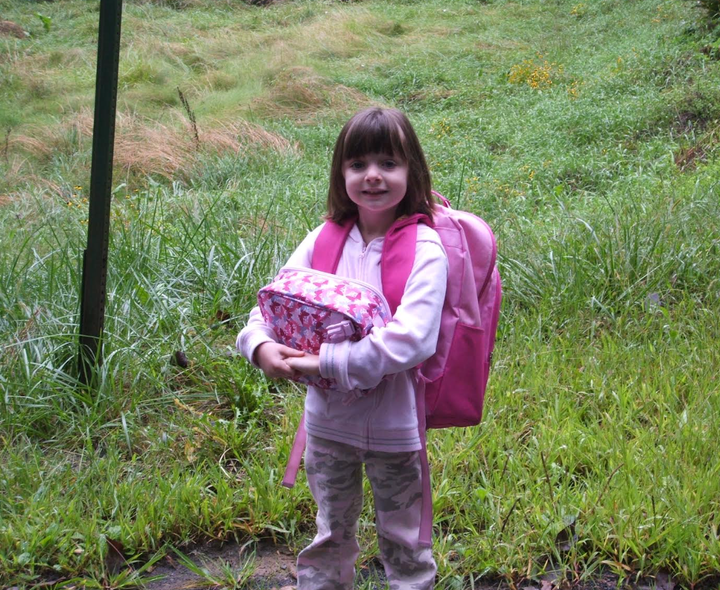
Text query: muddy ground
138 540 687 590
143 541 298 590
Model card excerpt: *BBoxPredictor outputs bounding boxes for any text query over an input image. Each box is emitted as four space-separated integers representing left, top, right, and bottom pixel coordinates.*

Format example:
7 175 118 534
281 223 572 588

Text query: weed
172 545 257 588
177 86 200 150
508 55 565 90
34 13 52 33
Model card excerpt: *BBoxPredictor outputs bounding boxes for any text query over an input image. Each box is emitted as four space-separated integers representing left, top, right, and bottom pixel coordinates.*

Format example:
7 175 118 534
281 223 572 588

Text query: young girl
237 107 448 590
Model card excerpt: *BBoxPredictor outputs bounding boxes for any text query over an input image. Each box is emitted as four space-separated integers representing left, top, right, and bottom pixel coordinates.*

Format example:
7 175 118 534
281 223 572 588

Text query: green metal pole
78 0 123 385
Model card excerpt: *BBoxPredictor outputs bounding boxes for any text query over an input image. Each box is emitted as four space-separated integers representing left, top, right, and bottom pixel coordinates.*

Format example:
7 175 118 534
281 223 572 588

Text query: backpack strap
282 414 307 488
311 218 355 273
416 384 433 547
381 213 431 314
282 221 353 488
431 190 450 208
384 212 435 546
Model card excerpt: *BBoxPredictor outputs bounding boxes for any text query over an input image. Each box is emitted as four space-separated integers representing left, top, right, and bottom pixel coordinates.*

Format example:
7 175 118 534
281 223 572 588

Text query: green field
1 0 720 587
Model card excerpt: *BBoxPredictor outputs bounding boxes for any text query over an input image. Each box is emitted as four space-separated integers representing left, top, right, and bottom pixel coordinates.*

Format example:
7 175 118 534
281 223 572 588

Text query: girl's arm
317 238 448 392
236 225 323 371
236 304 279 366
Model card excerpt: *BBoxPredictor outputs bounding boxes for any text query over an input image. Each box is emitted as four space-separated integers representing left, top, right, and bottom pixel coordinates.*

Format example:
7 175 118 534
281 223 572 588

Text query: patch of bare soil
140 541 704 590
145 541 297 590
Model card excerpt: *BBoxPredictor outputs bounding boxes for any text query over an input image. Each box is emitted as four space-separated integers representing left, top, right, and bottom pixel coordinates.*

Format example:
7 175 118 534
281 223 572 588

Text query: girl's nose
365 164 381 181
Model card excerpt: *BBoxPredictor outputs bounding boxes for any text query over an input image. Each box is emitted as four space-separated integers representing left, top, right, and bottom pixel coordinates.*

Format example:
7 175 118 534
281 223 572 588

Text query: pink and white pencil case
257 266 391 389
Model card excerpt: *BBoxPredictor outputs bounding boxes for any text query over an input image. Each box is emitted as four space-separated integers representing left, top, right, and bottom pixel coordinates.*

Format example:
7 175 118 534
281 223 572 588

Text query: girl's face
342 152 408 226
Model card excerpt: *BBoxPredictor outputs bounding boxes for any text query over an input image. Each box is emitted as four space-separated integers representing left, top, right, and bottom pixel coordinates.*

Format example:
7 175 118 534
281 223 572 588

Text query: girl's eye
348 161 365 170
383 160 397 169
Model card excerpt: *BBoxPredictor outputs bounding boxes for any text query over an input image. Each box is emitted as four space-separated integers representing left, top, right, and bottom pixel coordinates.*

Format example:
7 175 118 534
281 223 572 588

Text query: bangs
341 111 407 161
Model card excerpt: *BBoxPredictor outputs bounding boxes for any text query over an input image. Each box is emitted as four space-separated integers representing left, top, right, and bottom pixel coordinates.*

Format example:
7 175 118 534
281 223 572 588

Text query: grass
1 0 720 587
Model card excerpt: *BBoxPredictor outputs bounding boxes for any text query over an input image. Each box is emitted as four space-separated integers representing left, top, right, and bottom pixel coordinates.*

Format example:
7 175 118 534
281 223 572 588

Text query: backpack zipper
281 265 392 316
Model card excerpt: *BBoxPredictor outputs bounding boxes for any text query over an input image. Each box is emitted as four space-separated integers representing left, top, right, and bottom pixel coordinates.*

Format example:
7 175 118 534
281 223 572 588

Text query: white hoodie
237 222 448 452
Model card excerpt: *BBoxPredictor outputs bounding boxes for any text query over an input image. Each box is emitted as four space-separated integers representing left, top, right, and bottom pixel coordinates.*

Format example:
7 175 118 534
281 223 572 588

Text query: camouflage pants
297 435 436 590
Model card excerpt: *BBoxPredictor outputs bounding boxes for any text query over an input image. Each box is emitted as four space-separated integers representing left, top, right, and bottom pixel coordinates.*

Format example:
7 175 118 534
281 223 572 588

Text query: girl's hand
255 342 305 379
286 354 320 376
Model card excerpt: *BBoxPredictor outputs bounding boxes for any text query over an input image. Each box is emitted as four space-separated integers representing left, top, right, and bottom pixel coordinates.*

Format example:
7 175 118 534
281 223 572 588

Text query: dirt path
140 540 637 590
144 541 298 590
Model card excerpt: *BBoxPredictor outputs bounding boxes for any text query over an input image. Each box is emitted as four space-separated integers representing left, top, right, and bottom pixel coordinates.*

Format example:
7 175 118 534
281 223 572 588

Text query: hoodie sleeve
319 237 448 392
235 225 323 364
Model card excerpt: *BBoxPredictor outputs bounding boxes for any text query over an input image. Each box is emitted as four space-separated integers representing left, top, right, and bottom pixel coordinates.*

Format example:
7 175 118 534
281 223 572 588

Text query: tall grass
0 175 311 583
502 176 720 321
2 0 720 587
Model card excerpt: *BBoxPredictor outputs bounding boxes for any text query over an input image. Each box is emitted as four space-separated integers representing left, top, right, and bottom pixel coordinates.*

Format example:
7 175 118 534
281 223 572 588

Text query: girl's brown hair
326 108 434 223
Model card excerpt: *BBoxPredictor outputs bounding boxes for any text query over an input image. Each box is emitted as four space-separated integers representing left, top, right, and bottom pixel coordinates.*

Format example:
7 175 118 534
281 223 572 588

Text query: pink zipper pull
325 320 355 342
